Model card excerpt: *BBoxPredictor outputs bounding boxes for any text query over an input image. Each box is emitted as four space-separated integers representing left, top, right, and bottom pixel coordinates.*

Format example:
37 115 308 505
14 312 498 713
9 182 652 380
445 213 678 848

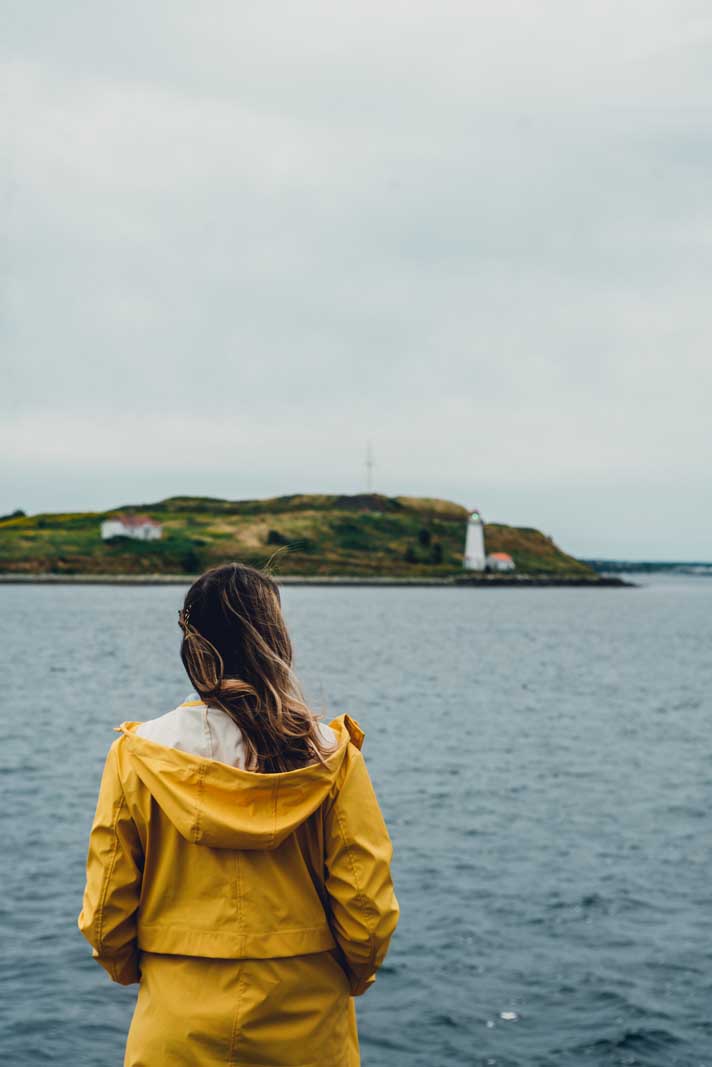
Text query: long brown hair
178 562 330 773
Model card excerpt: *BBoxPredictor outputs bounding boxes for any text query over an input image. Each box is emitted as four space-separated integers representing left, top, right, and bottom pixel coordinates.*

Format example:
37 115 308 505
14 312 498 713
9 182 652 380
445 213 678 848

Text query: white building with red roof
486 552 515 572
101 513 163 541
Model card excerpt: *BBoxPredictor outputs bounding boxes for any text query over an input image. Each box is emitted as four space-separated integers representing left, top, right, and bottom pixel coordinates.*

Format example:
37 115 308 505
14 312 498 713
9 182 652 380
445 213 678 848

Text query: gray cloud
2 1 711 557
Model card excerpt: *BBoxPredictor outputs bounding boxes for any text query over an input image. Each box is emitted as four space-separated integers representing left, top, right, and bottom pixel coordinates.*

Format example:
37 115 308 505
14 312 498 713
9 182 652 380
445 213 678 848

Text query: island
0 494 631 586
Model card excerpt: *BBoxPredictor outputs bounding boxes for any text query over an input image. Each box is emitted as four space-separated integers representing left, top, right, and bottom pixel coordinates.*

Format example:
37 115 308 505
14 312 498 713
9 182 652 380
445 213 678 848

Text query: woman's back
78 563 399 1066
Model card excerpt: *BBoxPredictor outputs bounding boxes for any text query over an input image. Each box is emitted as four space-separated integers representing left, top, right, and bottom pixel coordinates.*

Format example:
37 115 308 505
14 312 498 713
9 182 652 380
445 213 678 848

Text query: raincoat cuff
92 945 140 986
349 972 376 997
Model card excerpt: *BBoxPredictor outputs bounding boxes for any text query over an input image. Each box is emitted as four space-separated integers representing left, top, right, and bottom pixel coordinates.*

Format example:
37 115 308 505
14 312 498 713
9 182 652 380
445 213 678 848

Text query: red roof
488 552 513 561
114 513 161 528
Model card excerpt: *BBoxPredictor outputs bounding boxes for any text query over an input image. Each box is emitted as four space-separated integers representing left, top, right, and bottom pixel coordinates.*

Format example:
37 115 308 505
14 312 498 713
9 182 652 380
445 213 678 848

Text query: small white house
101 514 162 541
486 552 515 572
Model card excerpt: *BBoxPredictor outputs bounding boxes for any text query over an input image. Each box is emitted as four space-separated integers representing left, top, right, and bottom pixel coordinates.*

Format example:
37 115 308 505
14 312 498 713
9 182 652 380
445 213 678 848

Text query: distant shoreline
0 493 609 582
0 573 635 588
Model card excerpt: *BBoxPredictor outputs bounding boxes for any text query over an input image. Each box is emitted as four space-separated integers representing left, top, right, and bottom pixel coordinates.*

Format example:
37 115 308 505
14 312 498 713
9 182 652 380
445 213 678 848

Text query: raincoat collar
114 708 364 851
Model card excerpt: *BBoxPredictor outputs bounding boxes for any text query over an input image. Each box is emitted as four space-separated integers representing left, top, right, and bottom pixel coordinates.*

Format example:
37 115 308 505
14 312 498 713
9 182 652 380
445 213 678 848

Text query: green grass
0 493 595 577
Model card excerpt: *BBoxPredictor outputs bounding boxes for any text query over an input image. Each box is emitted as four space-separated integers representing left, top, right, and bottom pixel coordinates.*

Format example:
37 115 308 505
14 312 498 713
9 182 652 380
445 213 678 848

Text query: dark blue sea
1 577 710 1066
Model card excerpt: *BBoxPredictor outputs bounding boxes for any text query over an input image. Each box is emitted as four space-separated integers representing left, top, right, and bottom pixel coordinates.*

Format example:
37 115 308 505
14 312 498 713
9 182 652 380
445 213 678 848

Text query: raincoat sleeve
77 739 144 985
324 747 399 996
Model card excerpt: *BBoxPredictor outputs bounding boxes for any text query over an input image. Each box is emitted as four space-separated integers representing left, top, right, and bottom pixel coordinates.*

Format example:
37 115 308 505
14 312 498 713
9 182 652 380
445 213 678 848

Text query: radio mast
366 441 374 492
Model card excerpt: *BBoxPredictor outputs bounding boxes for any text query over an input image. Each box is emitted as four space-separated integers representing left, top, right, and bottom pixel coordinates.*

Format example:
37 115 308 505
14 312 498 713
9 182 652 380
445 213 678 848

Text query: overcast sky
3 2 711 558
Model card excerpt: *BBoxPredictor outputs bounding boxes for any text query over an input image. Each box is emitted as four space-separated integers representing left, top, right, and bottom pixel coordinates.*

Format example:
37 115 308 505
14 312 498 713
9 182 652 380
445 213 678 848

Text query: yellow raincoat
78 708 398 1066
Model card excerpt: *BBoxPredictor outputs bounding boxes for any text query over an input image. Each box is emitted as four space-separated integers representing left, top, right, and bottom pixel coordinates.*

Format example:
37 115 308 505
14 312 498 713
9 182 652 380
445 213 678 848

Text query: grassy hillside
0 494 593 577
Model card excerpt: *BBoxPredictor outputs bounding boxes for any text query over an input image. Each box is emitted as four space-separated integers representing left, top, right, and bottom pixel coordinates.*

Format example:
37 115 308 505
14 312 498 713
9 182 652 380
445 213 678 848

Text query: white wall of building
486 554 515 572
101 520 128 540
101 519 162 541
140 525 162 540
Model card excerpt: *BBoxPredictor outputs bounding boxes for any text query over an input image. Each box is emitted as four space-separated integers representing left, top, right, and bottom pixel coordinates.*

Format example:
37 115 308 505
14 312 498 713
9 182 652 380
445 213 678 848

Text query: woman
78 562 399 1066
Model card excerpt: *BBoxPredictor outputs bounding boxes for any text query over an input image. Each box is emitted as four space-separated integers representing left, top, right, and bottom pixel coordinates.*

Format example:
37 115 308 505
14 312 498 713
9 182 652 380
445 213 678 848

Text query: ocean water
1 577 710 1066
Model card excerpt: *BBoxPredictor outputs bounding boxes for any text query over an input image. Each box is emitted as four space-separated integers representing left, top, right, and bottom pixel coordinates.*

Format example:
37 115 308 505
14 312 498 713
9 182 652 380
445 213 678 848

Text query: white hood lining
136 694 337 770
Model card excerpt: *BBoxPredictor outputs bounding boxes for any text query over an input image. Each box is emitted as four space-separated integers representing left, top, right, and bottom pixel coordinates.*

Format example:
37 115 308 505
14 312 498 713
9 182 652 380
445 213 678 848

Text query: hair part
178 562 330 773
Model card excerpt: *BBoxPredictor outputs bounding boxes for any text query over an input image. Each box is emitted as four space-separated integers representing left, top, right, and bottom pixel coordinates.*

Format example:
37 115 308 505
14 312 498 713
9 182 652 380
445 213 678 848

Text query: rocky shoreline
0 573 635 588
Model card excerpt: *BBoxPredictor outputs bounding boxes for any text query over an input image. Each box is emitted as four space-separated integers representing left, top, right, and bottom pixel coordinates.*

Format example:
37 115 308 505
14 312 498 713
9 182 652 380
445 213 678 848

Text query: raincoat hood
115 713 365 851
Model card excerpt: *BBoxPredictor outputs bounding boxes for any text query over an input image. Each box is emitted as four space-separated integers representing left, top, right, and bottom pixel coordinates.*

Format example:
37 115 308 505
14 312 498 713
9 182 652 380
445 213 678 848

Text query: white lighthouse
463 508 486 570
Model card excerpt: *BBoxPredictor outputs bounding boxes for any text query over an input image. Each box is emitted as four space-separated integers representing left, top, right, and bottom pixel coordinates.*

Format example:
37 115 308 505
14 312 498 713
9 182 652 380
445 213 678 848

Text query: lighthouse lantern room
464 508 486 571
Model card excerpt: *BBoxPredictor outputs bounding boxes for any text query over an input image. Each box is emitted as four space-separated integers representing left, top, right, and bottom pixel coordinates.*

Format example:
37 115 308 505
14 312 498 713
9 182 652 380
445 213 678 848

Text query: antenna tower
366 441 374 492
